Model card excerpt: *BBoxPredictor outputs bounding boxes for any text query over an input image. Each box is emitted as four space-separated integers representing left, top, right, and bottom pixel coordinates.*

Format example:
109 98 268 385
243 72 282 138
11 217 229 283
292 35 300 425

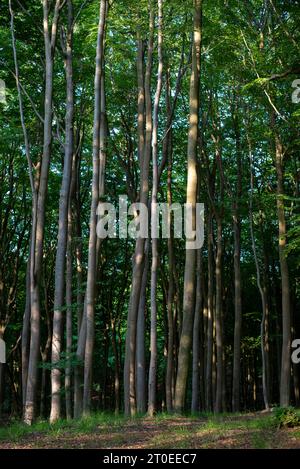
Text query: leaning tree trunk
174 0 202 413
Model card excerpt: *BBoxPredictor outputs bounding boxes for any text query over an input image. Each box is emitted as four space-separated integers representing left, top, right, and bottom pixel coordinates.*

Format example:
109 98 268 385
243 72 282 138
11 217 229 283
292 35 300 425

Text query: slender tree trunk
40 272 52 417
136 29 145 166
136 241 149 414
73 134 84 418
21 259 31 413
215 218 223 413
274 133 291 408
124 4 154 416
135 33 147 415
205 211 213 411
83 0 107 415
174 0 202 412
65 194 73 420
166 123 175 413
50 0 74 422
191 248 203 413
111 318 120 415
148 0 163 417
249 142 270 410
10 0 61 424
232 114 242 412
232 212 242 412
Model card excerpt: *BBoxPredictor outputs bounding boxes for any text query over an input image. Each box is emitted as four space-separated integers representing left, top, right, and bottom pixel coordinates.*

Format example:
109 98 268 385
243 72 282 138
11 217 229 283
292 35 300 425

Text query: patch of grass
250 430 269 449
0 411 299 449
246 415 276 430
0 412 129 442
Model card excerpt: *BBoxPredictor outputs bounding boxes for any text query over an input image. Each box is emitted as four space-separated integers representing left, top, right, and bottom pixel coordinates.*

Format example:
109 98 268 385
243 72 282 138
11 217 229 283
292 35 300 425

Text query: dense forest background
0 0 299 425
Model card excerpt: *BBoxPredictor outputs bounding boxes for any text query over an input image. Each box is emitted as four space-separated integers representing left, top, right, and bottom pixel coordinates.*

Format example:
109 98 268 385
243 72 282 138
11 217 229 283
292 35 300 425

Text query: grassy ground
0 411 300 449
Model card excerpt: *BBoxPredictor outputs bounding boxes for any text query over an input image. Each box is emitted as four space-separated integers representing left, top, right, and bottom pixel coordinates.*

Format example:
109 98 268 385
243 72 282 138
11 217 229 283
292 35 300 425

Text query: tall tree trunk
232 113 242 412
21 259 31 414
205 211 213 411
111 318 120 415
124 4 154 416
191 248 203 412
215 217 223 413
165 120 175 413
50 0 74 423
73 145 84 418
148 0 163 417
174 0 202 412
274 133 291 408
135 32 147 415
10 0 62 424
136 241 149 414
249 141 270 410
232 212 242 412
83 0 107 415
65 189 73 420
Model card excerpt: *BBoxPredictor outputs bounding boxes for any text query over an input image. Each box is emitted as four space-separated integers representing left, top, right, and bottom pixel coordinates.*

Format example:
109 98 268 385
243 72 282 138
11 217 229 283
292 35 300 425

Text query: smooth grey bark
111 316 120 414
148 0 163 417
163 55 185 414
215 218 223 413
50 0 74 423
232 114 242 412
135 31 146 416
275 133 291 408
9 0 44 424
83 0 107 415
165 124 175 413
174 0 202 413
136 240 149 414
124 5 154 416
136 29 145 166
205 211 213 411
65 191 73 421
21 259 31 412
249 140 270 410
73 131 84 418
191 248 203 413
40 273 52 418
25 0 62 425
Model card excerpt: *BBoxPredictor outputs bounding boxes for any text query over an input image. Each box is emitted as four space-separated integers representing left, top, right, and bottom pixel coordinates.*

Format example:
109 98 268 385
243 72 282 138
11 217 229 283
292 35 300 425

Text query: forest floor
0 411 300 449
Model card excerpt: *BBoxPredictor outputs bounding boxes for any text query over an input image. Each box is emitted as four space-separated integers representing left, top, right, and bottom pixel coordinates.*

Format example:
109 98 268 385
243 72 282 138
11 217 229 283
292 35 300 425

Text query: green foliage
273 407 300 429
39 352 83 371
